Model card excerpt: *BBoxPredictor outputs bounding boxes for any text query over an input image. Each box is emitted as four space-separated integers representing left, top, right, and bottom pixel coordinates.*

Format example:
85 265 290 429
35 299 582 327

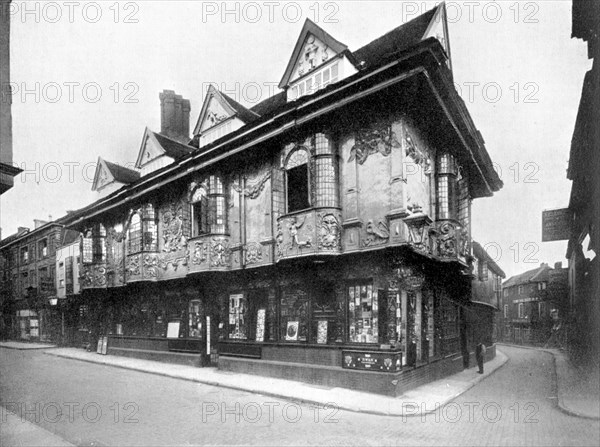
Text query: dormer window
288 60 340 101
285 149 310 213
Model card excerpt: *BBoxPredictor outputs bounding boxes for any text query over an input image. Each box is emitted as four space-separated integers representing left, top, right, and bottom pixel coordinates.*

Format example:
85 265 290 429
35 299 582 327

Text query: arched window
128 213 142 254
285 149 310 213
127 205 157 254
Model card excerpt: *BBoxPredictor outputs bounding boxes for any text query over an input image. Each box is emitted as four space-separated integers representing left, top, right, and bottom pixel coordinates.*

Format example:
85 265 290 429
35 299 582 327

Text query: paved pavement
38 345 507 417
497 343 600 420
1 344 598 446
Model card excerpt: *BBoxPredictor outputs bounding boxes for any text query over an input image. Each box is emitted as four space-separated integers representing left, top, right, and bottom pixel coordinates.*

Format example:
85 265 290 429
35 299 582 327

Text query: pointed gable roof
278 18 349 89
352 3 443 69
193 85 259 136
135 127 196 169
92 157 140 192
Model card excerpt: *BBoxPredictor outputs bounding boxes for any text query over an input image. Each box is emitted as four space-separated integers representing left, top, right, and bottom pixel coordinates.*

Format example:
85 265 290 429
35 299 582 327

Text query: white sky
0 1 592 278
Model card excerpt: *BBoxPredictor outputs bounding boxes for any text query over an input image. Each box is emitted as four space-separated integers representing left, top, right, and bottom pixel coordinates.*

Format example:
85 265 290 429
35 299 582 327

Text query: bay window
436 153 458 220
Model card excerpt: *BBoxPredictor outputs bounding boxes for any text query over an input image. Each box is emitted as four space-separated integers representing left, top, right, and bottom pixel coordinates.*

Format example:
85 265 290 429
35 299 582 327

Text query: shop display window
189 299 203 338
348 283 378 343
228 293 248 339
280 287 309 342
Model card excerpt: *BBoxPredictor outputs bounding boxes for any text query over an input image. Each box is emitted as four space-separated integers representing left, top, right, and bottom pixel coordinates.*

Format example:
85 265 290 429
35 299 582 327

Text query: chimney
17 226 29 234
34 219 48 229
160 90 191 144
554 262 563 269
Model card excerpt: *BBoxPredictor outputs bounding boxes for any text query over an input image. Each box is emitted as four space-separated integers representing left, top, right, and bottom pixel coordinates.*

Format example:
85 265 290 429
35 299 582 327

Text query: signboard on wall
342 350 401 372
542 208 571 242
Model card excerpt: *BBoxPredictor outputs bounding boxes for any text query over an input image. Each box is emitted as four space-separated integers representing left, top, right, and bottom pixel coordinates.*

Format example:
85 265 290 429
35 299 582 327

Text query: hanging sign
542 208 571 242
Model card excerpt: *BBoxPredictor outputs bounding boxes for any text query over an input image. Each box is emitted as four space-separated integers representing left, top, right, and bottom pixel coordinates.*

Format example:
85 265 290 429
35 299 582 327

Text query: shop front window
189 299 203 338
280 287 309 342
348 283 379 344
228 293 248 339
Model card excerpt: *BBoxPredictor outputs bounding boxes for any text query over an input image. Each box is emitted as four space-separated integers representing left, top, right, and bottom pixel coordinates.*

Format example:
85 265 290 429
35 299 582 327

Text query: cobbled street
1 345 598 446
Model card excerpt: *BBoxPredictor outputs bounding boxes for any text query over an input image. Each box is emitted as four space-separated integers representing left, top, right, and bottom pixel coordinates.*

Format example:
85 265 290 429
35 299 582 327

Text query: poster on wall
316 320 328 344
256 309 266 342
286 321 299 341
167 321 181 339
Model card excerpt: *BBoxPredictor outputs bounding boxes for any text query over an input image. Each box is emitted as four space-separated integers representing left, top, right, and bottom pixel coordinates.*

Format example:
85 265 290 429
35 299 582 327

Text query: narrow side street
1 345 598 446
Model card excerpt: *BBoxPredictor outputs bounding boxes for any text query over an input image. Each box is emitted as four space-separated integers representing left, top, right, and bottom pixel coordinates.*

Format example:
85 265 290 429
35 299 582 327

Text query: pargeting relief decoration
143 254 159 278
206 110 228 127
364 219 390 246
159 251 188 272
161 201 187 253
318 213 341 251
126 255 141 277
276 222 285 258
348 121 401 165
192 240 208 265
243 242 263 265
404 133 432 174
436 221 458 258
288 215 312 249
296 35 329 77
211 238 231 267
81 264 107 288
231 171 271 200
459 226 470 258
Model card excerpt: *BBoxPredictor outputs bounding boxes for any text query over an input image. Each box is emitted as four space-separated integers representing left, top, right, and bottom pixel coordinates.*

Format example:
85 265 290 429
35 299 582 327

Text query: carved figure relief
404 133 432 174
276 222 285 258
211 238 230 267
288 216 312 249
245 242 263 265
318 213 340 250
192 241 208 265
348 122 401 165
364 220 390 246
437 221 458 258
143 255 159 278
162 201 187 252
126 255 141 277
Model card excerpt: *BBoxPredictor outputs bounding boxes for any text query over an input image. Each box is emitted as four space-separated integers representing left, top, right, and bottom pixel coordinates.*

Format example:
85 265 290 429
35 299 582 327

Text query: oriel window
436 153 458 220
128 205 157 253
285 149 310 213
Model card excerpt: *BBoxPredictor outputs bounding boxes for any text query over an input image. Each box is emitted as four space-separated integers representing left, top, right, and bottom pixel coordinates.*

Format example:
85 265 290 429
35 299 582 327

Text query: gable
200 96 232 132
279 19 349 89
92 158 115 192
422 3 452 70
135 128 167 169
289 33 339 84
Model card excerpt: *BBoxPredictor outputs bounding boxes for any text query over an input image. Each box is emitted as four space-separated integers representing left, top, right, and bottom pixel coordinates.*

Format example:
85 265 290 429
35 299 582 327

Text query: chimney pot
554 262 563 269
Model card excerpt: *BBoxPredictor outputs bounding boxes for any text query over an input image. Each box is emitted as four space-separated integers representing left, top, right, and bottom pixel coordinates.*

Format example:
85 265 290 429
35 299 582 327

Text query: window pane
287 164 310 212
349 283 378 343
